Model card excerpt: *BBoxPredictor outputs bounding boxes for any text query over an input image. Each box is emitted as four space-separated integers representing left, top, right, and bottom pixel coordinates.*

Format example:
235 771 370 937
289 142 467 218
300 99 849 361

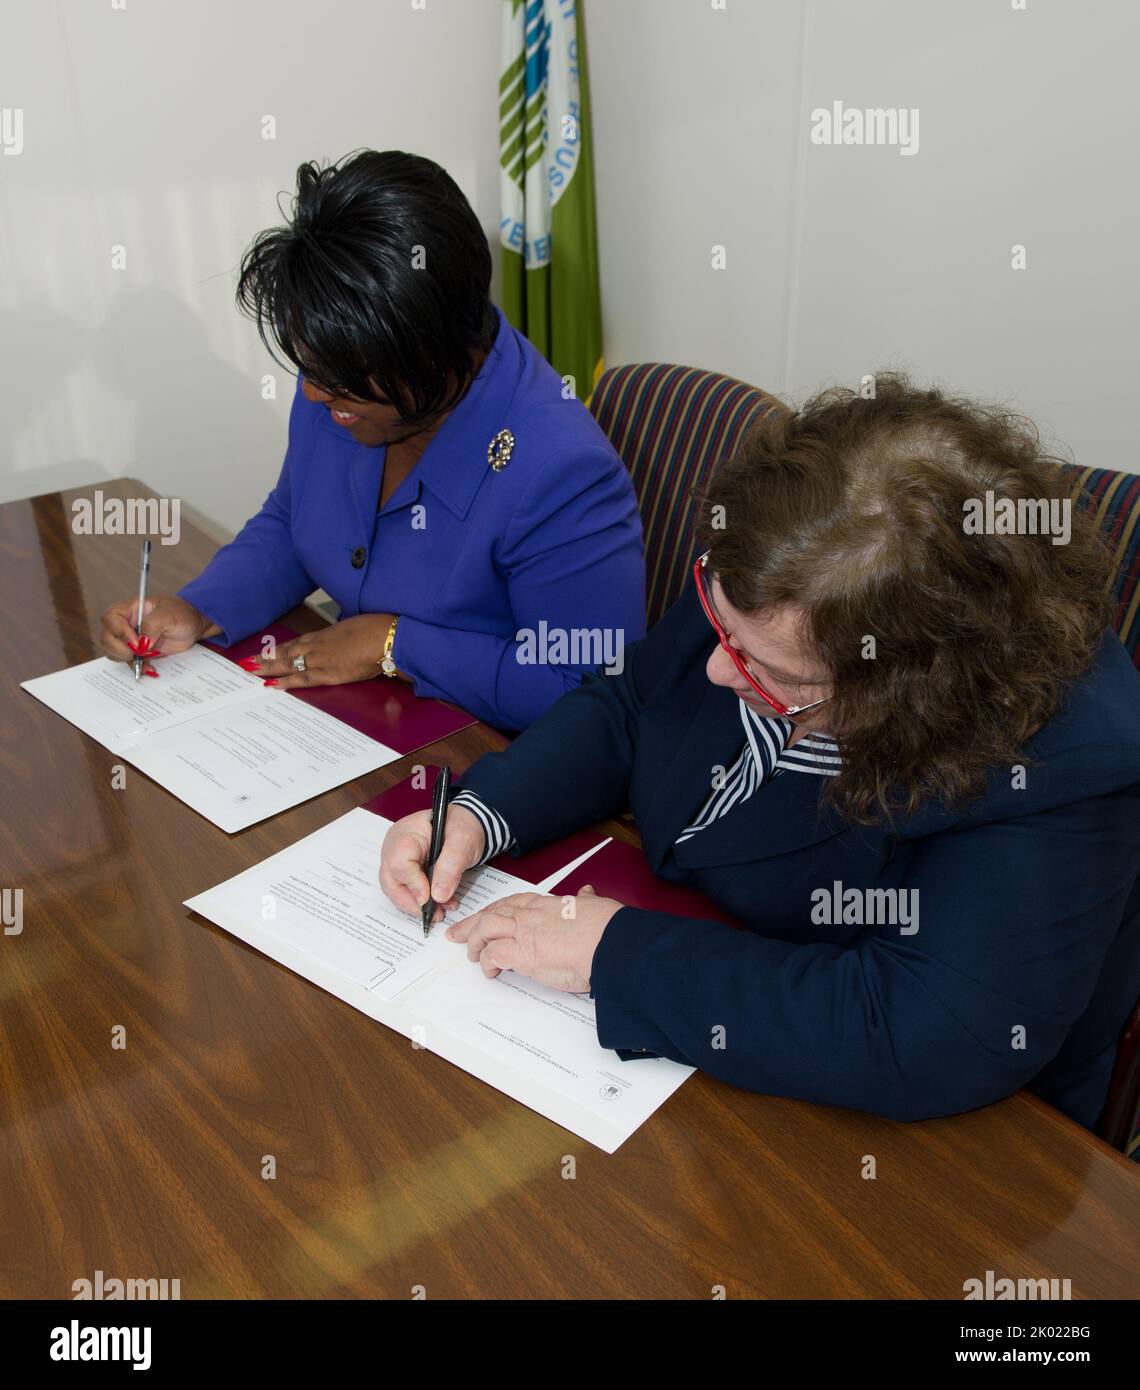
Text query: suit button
351 547 366 569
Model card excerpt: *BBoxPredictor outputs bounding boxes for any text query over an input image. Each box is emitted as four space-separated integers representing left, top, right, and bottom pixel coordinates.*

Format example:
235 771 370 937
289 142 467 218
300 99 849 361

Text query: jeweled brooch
487 428 515 472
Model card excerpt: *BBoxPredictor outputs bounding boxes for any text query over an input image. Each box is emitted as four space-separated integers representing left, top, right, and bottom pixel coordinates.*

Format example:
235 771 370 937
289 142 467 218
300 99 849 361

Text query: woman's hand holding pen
100 595 219 668
246 614 409 689
380 806 485 926
379 806 624 992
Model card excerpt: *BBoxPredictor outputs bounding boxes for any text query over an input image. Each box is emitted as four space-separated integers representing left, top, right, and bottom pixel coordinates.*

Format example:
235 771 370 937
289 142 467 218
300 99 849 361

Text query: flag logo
499 0 581 270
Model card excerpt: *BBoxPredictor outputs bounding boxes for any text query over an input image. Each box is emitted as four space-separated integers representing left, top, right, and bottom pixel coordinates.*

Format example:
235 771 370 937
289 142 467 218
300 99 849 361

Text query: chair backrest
591 366 1140 663
1056 463 1140 669
589 363 783 628
1059 467 1140 1155
1097 998 1140 1158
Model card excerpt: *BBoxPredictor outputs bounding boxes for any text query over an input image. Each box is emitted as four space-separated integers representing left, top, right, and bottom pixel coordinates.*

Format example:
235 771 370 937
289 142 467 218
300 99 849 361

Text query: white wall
2 0 1136 541
0 0 502 531
587 0 1140 473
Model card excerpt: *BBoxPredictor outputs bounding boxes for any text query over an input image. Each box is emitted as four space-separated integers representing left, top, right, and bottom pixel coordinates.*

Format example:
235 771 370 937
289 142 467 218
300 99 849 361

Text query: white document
184 808 523 1000
401 952 691 1153
21 647 400 832
185 808 693 1152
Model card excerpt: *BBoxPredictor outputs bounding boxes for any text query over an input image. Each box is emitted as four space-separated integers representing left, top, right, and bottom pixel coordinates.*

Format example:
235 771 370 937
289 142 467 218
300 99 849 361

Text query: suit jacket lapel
636 678 860 870
636 679 751 869
348 444 380 536
671 764 857 869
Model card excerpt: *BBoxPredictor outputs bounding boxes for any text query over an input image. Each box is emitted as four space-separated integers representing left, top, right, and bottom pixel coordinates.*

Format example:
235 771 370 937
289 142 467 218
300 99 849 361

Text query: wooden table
2 479 1137 1300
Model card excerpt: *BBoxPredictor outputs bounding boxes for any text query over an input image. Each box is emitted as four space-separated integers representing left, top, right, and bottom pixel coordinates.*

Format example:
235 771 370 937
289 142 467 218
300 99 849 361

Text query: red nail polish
143 667 159 678
263 678 279 687
239 657 260 671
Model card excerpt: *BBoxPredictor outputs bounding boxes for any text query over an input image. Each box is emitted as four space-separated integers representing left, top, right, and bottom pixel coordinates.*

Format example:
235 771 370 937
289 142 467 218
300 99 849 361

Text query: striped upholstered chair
590 368 1140 661
1057 463 1140 670
1055 466 1140 1158
589 364 785 627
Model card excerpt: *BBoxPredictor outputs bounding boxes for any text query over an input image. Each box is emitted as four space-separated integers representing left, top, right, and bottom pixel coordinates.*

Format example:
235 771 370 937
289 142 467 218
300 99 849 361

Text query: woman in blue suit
100 150 645 731
382 374 1140 1130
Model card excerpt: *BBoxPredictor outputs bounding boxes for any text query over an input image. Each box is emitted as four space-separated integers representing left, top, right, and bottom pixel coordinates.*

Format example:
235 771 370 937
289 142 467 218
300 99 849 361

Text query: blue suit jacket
461 585 1140 1128
178 308 646 729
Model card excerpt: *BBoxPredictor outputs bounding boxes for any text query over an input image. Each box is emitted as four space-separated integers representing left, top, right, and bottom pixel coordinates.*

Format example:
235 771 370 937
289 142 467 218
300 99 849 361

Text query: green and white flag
499 0 603 400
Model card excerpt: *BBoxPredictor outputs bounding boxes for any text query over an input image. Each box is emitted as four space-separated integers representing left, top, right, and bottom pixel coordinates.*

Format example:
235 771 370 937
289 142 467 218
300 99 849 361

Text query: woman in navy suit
99 150 645 731
382 374 1140 1129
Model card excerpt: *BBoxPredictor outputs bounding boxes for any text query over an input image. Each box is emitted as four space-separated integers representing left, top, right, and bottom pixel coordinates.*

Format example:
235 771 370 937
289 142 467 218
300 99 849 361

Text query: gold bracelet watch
378 616 399 677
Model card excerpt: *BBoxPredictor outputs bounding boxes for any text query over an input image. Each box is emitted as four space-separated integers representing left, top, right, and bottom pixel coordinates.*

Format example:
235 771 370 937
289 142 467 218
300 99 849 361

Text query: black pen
422 765 452 936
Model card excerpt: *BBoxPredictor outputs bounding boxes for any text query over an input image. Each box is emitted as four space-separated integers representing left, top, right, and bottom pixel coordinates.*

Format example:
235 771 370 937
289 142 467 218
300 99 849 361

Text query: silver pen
132 540 152 681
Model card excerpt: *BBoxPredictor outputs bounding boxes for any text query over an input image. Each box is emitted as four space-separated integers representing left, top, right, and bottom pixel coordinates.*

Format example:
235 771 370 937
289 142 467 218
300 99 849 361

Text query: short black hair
236 149 497 424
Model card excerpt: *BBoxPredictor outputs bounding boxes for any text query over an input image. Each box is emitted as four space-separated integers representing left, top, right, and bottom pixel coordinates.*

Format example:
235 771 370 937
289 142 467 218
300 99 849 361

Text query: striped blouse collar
739 698 841 776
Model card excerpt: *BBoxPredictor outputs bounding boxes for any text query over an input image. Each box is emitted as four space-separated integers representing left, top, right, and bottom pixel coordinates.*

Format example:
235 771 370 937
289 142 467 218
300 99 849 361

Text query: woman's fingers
457 907 520 971
380 805 487 914
248 638 296 676
263 669 317 690
380 824 433 916
380 810 484 923
101 595 210 662
248 638 331 689
101 612 139 661
416 839 469 915
386 876 425 917
135 599 174 651
449 892 538 944
425 838 474 905
388 861 430 915
101 600 159 662
249 639 305 677
477 935 528 978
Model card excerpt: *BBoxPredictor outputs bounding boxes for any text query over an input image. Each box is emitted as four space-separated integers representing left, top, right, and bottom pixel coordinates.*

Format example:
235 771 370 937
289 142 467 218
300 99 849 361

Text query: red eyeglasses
693 552 833 718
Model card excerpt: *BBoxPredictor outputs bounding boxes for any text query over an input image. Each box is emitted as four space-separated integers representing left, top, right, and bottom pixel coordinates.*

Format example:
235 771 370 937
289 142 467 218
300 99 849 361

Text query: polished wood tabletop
1 479 1138 1300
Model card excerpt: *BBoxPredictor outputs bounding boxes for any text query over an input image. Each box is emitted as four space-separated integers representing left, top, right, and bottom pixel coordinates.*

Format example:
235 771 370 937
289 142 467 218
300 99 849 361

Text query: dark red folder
554 840 739 927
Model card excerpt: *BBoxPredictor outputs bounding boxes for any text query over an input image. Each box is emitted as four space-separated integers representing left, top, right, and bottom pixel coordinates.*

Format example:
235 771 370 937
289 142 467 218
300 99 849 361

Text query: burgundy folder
554 840 739 927
362 774 739 927
208 623 477 756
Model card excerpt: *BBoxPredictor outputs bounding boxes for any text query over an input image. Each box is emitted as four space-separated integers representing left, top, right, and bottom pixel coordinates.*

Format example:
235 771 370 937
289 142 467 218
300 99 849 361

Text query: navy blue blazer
461 585 1140 1128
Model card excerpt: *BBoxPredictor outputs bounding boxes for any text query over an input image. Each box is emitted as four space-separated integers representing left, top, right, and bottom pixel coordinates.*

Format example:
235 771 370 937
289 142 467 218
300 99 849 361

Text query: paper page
187 808 693 1151
21 647 262 752
129 696 402 833
400 952 692 1152
185 808 535 997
